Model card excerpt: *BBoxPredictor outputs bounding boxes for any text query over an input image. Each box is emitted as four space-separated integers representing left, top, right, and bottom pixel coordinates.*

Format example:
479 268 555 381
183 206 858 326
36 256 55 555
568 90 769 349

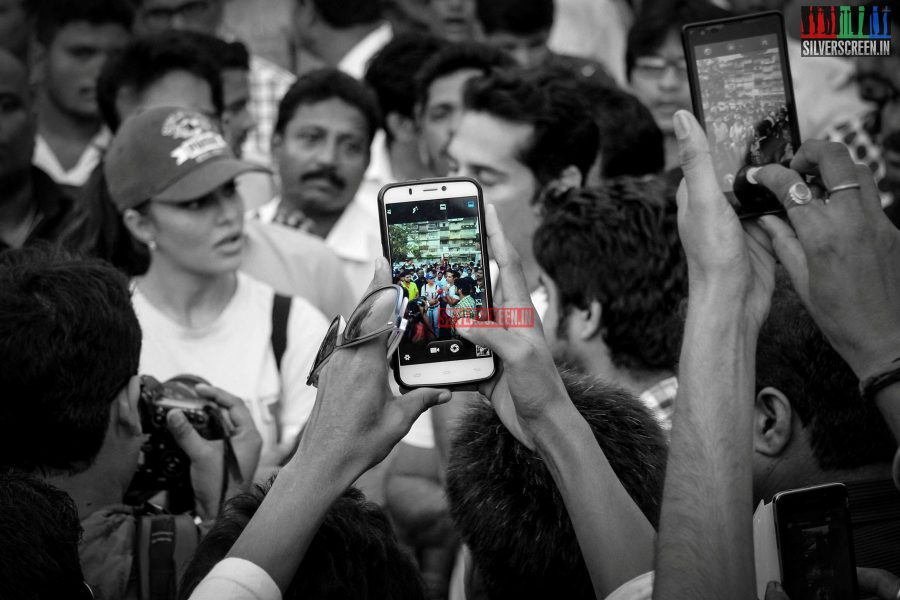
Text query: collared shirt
243 55 296 165
241 219 356 320
254 197 383 303
0 167 76 252
337 21 393 79
826 109 887 184
639 376 678 434
33 128 111 189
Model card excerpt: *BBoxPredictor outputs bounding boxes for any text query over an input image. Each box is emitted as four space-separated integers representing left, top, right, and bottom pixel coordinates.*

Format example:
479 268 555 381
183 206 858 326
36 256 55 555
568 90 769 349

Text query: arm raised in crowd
754 143 900 441
653 111 777 600
455 205 657 599
188 259 452 599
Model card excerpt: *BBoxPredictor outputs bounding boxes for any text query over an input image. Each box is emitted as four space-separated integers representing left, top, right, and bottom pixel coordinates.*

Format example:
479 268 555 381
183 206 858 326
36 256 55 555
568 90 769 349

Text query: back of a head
584 82 665 179
534 180 686 372
462 66 599 188
310 0 382 28
0 470 86 600
97 30 223 131
33 0 134 47
757 272 896 471
414 40 516 108
476 0 554 35
206 36 251 72
626 0 732 78
364 33 447 133
446 369 667 599
179 481 425 600
274 68 381 144
0 246 141 474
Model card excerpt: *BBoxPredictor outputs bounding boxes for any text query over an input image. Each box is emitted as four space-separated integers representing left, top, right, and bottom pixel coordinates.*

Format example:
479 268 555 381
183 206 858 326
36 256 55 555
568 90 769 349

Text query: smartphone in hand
773 483 858 600
378 177 497 388
683 11 802 218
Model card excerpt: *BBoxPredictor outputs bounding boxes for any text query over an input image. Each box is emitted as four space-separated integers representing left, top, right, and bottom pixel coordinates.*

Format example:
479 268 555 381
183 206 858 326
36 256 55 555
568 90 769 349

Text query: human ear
568 299 603 342
114 375 143 437
753 386 793 457
122 207 157 248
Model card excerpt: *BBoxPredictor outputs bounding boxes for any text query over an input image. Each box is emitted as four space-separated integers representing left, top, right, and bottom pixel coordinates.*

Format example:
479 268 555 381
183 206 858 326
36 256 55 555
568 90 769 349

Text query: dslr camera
126 374 230 508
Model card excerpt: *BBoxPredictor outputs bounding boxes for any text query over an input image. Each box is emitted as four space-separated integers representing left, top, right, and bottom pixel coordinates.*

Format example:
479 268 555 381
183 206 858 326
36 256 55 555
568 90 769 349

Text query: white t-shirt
132 273 329 454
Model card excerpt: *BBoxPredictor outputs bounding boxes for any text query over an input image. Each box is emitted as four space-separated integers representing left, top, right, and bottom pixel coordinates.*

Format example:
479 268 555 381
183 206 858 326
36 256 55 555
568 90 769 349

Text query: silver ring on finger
784 182 813 210
827 182 861 196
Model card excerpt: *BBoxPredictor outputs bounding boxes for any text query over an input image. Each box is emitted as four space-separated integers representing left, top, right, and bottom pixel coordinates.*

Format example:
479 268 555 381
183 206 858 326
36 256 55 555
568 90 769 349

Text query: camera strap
219 435 242 511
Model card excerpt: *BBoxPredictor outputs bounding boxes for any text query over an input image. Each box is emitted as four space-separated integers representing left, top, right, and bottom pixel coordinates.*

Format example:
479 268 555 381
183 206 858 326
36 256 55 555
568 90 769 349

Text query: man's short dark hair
456 276 475 295
365 32 447 141
0 470 85 600
626 0 732 78
305 0 382 28
476 0 554 35
757 273 896 471
584 81 665 178
535 179 686 371
274 68 381 145
97 30 224 131
447 369 667 599
180 481 425 600
0 247 142 474
34 0 134 46
414 41 516 109
463 66 599 190
207 37 251 72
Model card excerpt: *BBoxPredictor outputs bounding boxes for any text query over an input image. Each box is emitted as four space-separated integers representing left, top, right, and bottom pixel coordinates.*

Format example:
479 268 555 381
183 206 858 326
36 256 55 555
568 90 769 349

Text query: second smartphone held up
683 11 802 218
378 178 497 388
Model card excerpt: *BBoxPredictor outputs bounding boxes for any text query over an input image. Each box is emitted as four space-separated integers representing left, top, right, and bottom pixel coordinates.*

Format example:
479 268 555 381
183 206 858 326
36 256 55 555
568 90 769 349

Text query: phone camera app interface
387 197 490 364
695 34 795 198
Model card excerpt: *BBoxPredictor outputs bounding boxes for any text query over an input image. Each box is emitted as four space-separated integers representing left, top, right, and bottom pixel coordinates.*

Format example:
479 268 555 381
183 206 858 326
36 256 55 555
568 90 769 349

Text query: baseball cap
425 273 435 280
104 106 270 212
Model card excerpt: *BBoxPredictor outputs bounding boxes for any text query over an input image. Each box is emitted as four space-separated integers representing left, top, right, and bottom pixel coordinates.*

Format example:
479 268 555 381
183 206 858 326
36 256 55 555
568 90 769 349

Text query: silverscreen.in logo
800 5 892 57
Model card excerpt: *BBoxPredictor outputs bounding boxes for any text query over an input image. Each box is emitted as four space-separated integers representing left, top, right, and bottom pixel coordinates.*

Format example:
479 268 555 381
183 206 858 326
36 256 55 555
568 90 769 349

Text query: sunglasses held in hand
306 285 409 387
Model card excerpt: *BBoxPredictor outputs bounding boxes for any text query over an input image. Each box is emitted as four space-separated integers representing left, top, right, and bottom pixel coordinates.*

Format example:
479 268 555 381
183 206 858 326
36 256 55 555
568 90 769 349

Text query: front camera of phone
408 188 412 195
441 185 447 191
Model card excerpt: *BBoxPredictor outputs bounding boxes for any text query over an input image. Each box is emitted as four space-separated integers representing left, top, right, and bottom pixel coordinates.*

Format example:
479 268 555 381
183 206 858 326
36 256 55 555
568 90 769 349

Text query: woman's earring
147 240 157 251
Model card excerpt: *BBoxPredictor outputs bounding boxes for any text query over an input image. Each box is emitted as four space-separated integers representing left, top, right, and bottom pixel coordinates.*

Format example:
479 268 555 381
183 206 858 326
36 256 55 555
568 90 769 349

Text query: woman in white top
107 107 329 465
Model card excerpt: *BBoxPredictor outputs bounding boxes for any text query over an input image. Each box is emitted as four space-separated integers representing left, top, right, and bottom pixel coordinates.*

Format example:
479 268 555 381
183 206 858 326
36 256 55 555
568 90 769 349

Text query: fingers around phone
854 163 888 221
789 140 859 192
672 110 727 214
396 387 452 427
362 256 394 299
857 567 900 600
765 581 791 600
455 317 521 360
753 163 825 237
758 215 809 297
484 204 532 309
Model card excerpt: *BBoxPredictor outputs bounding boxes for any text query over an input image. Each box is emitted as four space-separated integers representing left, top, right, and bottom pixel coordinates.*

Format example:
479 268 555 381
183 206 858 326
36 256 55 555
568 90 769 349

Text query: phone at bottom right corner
773 483 858 600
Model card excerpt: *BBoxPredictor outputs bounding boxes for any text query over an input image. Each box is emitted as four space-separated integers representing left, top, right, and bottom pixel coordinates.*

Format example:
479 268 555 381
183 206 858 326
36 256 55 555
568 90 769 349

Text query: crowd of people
2 1 900 600
394 259 483 340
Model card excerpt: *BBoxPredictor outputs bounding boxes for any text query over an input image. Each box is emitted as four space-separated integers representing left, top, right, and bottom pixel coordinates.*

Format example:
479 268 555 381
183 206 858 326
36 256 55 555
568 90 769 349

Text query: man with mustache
255 68 383 298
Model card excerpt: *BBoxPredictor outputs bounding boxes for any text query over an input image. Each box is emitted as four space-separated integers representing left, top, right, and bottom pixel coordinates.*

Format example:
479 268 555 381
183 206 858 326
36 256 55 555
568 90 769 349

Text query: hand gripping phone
378 177 497 387
773 483 858 600
683 11 802 218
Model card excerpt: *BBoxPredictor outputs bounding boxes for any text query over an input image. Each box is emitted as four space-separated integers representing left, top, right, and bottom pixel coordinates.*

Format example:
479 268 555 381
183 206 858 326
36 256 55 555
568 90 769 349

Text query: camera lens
441 185 447 191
